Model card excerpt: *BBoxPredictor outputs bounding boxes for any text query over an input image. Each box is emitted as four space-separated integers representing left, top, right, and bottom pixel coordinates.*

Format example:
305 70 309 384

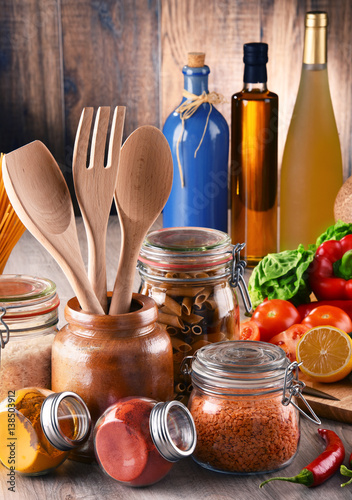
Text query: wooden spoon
109 126 173 315
2 141 104 314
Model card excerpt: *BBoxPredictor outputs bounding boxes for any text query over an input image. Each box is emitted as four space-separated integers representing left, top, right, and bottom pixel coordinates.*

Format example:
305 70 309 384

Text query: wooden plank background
0 0 351 186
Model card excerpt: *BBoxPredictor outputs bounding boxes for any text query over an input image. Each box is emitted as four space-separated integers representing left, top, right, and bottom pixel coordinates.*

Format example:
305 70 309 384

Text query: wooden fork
73 106 126 313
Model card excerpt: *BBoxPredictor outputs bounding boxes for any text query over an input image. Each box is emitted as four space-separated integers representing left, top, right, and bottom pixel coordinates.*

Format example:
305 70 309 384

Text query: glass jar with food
94 397 196 486
51 293 174 462
0 275 59 401
187 340 320 474
0 387 90 475
138 227 251 403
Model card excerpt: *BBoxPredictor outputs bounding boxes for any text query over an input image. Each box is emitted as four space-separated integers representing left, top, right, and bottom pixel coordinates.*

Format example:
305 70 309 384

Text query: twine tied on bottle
175 90 227 188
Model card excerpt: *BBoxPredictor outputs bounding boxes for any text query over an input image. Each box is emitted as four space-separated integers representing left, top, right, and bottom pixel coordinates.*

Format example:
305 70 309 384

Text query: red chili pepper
341 451 352 487
259 429 345 488
297 300 352 322
309 235 352 300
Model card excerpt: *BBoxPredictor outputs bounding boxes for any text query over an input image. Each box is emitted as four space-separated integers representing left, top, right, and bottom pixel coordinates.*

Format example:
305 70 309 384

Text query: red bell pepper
309 235 352 300
297 300 352 321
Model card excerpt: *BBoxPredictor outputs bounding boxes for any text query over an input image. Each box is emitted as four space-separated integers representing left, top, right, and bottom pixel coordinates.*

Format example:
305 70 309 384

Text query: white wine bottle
280 11 343 251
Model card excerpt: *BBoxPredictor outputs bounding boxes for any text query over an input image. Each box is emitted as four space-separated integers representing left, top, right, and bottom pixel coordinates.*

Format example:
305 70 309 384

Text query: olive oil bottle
231 43 278 267
280 12 343 251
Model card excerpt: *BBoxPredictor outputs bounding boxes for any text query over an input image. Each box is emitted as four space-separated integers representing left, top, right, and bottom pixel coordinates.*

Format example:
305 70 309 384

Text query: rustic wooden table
1 217 352 500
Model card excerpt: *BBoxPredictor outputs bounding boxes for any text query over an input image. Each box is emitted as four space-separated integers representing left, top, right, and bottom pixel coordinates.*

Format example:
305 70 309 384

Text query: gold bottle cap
187 52 205 67
303 11 327 65
305 11 328 28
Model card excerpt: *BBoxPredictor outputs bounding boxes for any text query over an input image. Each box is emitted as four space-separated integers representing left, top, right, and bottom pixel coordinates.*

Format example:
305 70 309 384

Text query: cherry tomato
240 321 260 341
269 324 310 363
251 299 301 342
301 305 352 332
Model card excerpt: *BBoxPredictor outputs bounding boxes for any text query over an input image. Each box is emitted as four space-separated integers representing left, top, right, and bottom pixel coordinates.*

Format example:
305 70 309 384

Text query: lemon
296 326 352 383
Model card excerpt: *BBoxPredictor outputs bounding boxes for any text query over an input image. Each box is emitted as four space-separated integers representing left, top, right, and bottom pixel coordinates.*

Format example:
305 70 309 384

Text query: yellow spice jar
0 387 90 475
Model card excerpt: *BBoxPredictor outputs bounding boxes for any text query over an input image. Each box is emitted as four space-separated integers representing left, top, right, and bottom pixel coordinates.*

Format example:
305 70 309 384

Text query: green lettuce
315 220 352 248
248 221 352 309
248 245 315 308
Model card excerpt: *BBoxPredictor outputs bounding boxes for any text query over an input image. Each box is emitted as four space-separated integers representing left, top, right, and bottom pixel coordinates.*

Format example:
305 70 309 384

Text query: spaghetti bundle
0 154 25 273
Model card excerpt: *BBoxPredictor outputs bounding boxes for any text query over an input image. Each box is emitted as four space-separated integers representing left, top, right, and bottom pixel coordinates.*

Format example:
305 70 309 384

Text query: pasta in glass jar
138 227 251 404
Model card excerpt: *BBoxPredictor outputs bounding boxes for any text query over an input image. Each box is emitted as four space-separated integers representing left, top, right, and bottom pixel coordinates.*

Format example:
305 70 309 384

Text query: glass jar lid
139 227 233 270
190 341 292 396
0 275 59 319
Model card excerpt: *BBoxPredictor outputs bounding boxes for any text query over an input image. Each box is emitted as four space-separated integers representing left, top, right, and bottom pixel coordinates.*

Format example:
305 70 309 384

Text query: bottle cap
243 43 268 65
305 11 328 28
187 52 205 67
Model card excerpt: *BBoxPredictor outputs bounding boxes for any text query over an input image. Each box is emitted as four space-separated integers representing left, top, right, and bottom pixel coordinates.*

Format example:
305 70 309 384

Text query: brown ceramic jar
51 293 174 462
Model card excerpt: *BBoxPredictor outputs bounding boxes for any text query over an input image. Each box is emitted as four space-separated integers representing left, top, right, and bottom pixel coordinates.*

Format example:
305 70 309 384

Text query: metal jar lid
185 341 321 424
190 341 291 396
40 392 91 451
139 227 233 271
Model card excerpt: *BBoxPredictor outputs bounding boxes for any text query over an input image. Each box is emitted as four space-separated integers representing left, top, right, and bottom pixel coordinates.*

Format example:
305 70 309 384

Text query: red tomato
251 299 301 342
301 305 352 332
240 321 260 341
269 324 310 363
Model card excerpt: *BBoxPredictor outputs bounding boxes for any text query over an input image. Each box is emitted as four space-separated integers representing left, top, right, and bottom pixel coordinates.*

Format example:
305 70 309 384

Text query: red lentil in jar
187 341 303 474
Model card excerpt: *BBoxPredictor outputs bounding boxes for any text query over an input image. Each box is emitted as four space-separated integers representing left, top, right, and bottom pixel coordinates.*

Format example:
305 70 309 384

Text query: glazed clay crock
51 293 174 462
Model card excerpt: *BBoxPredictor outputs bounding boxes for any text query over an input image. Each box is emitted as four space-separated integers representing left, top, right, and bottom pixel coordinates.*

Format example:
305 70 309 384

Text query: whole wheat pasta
181 312 203 325
187 384 193 394
181 325 191 335
204 298 217 311
192 272 210 279
204 332 226 343
194 288 212 307
181 296 192 315
175 382 186 394
191 325 203 336
164 295 182 316
165 272 179 279
178 272 192 279
166 287 204 297
158 312 184 329
160 305 176 315
166 325 179 336
191 339 211 352
175 394 188 405
173 351 185 363
171 337 192 353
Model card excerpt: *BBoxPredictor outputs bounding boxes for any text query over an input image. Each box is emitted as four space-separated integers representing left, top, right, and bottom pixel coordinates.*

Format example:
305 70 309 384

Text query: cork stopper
187 52 205 68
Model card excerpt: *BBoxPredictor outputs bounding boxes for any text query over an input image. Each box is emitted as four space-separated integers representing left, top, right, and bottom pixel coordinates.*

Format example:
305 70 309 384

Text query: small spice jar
138 227 251 404
52 293 174 462
187 341 317 475
0 387 91 475
0 275 59 401
94 397 196 487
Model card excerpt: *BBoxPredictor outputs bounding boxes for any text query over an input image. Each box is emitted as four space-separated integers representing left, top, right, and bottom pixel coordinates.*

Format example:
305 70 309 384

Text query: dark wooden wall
0 0 351 186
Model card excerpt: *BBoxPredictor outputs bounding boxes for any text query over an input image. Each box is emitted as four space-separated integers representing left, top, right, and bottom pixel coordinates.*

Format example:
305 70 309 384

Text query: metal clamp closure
230 243 252 314
180 355 194 377
282 361 321 425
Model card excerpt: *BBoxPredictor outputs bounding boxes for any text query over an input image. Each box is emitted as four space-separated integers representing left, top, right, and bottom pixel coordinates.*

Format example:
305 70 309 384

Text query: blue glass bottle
162 53 229 232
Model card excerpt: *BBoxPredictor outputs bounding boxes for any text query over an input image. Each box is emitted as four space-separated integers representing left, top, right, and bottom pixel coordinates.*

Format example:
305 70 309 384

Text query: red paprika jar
93 397 196 487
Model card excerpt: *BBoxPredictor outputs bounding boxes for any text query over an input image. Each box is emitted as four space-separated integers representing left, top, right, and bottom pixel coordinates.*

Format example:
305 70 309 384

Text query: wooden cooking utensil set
2 106 173 315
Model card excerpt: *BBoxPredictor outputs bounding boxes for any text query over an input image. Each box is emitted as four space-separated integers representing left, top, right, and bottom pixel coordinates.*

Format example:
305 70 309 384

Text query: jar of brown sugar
138 227 252 404
51 293 174 462
0 275 59 401
187 341 320 475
